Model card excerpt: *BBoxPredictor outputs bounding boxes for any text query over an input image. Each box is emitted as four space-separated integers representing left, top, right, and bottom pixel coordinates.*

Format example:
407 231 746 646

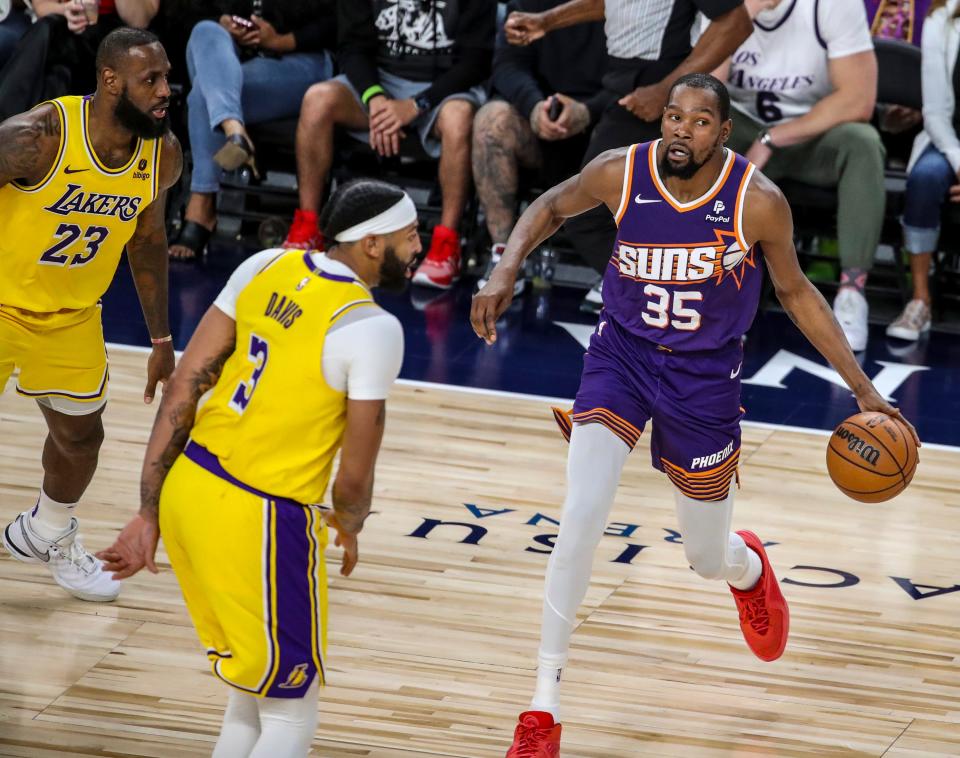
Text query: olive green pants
727 108 886 271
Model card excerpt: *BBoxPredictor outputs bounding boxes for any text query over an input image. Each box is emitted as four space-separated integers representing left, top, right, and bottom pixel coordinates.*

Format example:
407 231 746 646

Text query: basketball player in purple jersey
472 73 920 757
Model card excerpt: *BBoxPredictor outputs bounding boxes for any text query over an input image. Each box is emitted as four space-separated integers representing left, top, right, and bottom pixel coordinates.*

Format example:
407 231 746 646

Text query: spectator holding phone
472 0 606 295
0 0 159 119
169 0 337 259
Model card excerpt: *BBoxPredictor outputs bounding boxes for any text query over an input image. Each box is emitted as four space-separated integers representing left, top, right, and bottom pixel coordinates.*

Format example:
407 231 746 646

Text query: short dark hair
320 179 408 242
667 73 731 122
95 27 161 74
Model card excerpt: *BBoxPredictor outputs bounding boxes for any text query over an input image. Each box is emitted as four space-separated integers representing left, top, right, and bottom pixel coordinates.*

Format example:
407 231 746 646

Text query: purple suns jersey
602 140 763 352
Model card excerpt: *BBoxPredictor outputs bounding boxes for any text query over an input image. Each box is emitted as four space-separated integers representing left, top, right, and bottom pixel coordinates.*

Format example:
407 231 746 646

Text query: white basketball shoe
833 287 869 352
2 508 121 602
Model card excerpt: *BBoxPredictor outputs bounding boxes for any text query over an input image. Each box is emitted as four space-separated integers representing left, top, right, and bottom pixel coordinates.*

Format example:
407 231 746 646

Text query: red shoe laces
739 596 771 634
515 719 550 757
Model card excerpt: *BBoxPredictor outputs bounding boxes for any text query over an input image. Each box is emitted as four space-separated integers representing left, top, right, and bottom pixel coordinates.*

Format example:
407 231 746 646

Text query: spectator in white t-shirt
711 0 882 351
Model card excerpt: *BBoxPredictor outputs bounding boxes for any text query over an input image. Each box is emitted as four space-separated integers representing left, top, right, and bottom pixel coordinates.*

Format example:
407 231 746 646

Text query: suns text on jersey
44 183 142 222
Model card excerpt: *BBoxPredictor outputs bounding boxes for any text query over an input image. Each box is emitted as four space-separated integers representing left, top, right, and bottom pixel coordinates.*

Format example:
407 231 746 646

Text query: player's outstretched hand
471 268 517 345
96 513 160 580
323 511 359 577
145 341 175 405
855 389 922 448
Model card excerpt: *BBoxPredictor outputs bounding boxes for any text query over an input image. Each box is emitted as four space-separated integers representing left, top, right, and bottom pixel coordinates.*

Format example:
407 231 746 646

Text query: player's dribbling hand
855 389 922 448
144 341 175 404
471 268 517 345
504 11 547 46
96 513 160 580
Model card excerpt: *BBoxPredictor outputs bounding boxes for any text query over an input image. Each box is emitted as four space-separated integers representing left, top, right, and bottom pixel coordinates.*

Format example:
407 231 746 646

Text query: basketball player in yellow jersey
0 28 182 602
98 179 421 757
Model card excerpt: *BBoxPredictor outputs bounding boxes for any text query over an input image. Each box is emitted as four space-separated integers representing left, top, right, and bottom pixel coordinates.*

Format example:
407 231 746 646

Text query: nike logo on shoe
730 361 743 379
634 194 662 205
64 166 89 174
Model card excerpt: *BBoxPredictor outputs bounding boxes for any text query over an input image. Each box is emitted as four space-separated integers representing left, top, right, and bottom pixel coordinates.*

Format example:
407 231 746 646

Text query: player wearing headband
98 179 421 757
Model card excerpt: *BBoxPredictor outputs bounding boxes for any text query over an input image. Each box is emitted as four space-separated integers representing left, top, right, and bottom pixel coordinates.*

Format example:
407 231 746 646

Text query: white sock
30 488 77 540
531 422 630 723
212 688 261 758
249 676 319 757
673 481 763 590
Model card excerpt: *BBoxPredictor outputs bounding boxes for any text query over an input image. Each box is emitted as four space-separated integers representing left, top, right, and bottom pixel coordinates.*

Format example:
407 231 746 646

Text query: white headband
334 193 418 242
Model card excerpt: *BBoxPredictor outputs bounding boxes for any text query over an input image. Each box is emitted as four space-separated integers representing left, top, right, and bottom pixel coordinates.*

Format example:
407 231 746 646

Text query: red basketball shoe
282 209 324 251
729 530 789 662
505 711 562 757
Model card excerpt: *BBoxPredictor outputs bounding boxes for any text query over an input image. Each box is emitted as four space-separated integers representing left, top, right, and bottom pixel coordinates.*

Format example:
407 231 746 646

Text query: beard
114 86 169 140
378 244 411 293
659 143 718 181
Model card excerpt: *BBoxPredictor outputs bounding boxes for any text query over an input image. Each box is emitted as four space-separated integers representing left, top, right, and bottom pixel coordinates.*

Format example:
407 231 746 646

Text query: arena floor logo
402 504 959 601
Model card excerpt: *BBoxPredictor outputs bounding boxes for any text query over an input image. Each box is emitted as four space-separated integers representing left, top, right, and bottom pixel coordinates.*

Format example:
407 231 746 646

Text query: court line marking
105 343 960 454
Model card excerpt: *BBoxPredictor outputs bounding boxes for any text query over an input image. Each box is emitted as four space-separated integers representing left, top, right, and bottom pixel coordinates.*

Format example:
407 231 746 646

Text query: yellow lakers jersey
191 251 378 504
0 95 161 313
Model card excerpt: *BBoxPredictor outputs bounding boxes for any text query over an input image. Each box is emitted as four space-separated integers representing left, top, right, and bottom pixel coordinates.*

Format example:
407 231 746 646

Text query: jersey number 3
642 284 702 331
38 224 109 267
229 334 269 414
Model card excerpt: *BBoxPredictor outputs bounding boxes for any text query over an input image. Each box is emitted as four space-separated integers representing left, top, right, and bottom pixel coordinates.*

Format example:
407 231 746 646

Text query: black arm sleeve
490 0 544 119
420 0 497 106
338 0 381 99
696 0 744 20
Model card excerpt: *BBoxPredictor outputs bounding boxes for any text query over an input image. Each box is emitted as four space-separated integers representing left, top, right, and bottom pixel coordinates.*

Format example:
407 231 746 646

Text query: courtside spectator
0 1 32 67
168 0 336 259
888 0 960 340
714 0 882 351
473 0 606 295
283 0 496 291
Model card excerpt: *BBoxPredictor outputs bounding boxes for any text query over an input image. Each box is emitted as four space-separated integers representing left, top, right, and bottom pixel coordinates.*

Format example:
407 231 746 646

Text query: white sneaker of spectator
477 244 526 297
886 299 931 342
833 287 869 352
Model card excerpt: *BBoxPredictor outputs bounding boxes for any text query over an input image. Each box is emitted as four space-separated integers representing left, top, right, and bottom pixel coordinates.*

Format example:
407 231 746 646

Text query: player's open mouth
152 107 168 119
668 145 690 159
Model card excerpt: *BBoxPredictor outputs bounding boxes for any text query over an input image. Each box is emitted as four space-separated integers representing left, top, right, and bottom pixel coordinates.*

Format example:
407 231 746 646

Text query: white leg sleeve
532 422 629 717
673 481 761 590
249 676 320 758
212 688 261 758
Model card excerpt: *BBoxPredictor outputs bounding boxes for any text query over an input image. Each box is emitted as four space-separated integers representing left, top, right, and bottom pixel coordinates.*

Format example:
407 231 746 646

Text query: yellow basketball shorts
0 304 108 412
160 442 328 698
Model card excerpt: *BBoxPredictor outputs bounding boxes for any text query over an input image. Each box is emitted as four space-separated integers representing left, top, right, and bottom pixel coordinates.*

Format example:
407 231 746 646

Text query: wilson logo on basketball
833 427 881 467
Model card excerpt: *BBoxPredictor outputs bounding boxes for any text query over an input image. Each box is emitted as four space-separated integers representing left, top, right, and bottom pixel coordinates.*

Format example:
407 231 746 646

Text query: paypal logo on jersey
44 183 142 222
705 200 730 224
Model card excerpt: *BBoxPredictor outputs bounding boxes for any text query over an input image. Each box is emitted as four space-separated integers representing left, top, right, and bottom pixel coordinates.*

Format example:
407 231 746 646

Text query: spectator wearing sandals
0 0 159 120
472 0 606 296
283 0 497 290
168 0 336 260
888 0 960 340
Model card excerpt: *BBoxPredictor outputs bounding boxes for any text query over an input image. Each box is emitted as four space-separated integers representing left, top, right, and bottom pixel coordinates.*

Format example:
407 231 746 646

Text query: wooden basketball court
0 346 957 757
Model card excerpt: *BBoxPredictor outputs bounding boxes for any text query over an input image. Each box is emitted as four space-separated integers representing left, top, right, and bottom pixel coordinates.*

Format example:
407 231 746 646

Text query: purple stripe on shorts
265 502 318 697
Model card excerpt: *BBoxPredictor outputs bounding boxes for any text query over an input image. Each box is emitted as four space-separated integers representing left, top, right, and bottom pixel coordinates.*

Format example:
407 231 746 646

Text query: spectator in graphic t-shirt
283 0 496 292
712 0 882 352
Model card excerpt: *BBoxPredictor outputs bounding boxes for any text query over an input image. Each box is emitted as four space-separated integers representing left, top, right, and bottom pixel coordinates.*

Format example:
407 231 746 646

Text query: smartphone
548 97 563 121
232 15 255 28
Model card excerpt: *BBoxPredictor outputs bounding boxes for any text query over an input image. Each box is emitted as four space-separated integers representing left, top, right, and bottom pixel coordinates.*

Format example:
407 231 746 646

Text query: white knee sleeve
540 422 630 662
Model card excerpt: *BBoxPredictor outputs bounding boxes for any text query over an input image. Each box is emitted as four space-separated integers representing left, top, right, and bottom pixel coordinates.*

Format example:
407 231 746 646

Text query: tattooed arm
127 131 183 404
0 104 61 188
97 307 237 579
745 171 920 446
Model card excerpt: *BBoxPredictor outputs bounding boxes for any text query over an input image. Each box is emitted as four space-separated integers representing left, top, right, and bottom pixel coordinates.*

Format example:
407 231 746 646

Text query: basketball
826 412 918 502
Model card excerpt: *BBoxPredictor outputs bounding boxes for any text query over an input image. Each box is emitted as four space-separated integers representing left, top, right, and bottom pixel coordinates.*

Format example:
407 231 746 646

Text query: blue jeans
185 20 332 193
0 9 32 68
902 144 956 254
